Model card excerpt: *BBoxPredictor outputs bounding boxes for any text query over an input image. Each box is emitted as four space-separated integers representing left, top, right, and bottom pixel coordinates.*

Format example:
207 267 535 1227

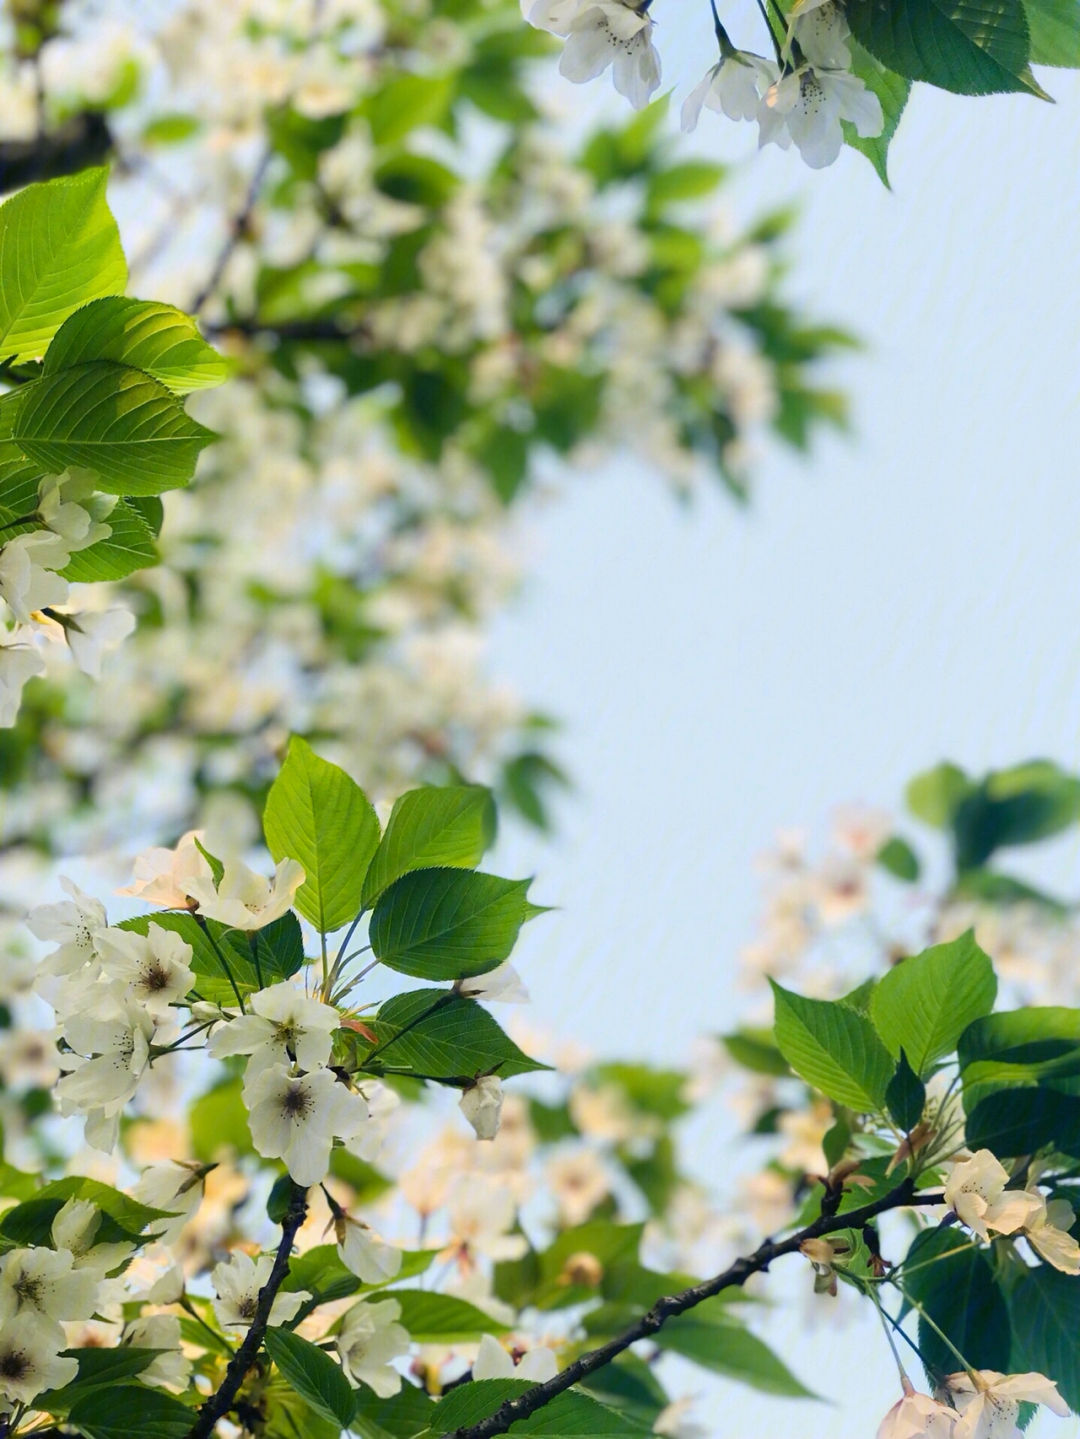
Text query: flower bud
460 1075 504 1140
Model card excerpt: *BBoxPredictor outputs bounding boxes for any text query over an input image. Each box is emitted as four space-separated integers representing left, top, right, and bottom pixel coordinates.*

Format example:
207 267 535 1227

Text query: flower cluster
0 474 135 723
0 0 850 869
522 0 885 168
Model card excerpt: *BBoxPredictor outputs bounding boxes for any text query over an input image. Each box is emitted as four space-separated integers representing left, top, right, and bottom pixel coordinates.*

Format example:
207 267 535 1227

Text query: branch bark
185 1181 309 1439
447 1178 942 1439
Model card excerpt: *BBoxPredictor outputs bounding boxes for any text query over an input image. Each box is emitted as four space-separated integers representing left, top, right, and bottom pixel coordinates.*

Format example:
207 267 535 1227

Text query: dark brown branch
191 145 274 316
185 1181 309 1439
0 112 112 195
447 1178 942 1439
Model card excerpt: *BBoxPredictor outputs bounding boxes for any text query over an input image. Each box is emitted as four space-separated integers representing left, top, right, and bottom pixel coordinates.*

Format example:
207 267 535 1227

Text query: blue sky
489 59 1080 1437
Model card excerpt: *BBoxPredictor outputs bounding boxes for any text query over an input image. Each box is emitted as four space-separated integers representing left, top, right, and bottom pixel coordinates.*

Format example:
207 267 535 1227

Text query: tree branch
447 1178 942 1439
185 1181 309 1439
191 145 274 316
0 112 112 196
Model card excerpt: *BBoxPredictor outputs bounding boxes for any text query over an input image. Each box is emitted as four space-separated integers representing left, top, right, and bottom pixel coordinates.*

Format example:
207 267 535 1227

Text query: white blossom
472 1332 558 1382
183 856 305 930
97 921 196 1016
527 0 660 110
64 607 136 679
117 831 213 909
38 474 114 551
682 53 777 130
0 630 44 726
131 1160 209 1245
947 1370 1069 1439
211 1251 309 1332
123 1313 193 1389
245 1062 369 1186
55 989 156 1151
760 65 883 169
208 983 340 1081
334 1213 403 1285
877 1379 959 1439
0 1246 99 1340
460 1075 504 1140
1025 1197 1080 1274
944 1151 1042 1241
0 530 70 624
50 1198 134 1278
337 1297 410 1396
27 877 109 977
458 963 530 1004
0 1315 78 1405
786 1 851 69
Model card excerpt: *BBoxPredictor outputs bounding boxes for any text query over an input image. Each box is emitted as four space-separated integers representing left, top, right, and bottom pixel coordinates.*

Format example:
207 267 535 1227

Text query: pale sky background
485 45 1080 1439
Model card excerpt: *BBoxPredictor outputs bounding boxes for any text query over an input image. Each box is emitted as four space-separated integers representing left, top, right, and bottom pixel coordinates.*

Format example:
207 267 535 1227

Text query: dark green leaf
361 784 496 908
876 835 921 882
1008 1264 1080 1409
264 735 380 934
355 988 549 1081
12 361 216 494
43 297 230 392
350 1384 437 1439
432 1382 652 1436
842 43 911 186
886 1050 927 1132
66 1385 194 1439
393 1290 508 1341
264 1327 355 1429
655 1311 815 1397
39 1347 162 1414
870 931 997 1077
959 1006 1080 1109
1023 0 1080 62
771 980 894 1110
965 1087 1080 1158
847 0 1041 95
60 498 156 582
369 869 545 981
903 1228 1011 1376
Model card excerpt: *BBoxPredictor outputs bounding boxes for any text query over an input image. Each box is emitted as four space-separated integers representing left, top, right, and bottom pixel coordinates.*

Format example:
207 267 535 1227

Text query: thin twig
447 1180 943 1439
191 145 273 316
185 1182 309 1439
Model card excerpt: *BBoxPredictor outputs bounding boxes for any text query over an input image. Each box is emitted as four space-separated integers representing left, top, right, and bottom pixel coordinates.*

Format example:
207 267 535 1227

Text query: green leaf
1008 1265 1080 1409
965 1087 1080 1158
1023 0 1080 62
720 1028 791 1076
66 1385 194 1439
644 161 726 214
656 1310 815 1397
770 980 894 1110
886 1050 927 1132
282 1245 434 1304
370 869 544 981
365 74 456 146
903 1228 1011 1375
577 1354 670 1428
12 361 216 494
189 1076 255 1164
44 297 230 393
1 1176 171 1239
870 931 997 1077
60 498 156 582
350 1384 437 1439
959 1007 1080 1109
264 735 380 934
842 42 911 186
39 1348 162 1414
906 761 971 827
264 1327 355 1429
355 988 550 1081
432 1383 651 1436
361 784 496 908
392 1289 508 1341
431 1380 536 1431
847 0 1042 95
0 169 126 363
876 835 921 882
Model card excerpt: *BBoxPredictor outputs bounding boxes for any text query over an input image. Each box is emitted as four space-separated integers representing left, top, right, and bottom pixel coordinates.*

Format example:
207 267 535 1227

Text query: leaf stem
193 915 247 1014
